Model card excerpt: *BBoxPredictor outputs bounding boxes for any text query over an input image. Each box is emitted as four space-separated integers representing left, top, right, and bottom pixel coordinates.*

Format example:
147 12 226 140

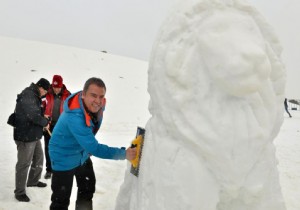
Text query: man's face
82 84 106 113
39 87 48 97
53 87 62 95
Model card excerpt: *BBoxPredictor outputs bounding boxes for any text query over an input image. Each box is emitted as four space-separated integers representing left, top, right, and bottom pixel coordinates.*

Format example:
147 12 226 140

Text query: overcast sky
0 0 173 60
0 0 299 98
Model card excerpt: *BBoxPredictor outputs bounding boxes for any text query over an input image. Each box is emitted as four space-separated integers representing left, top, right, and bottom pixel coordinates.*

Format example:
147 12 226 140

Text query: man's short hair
83 77 106 93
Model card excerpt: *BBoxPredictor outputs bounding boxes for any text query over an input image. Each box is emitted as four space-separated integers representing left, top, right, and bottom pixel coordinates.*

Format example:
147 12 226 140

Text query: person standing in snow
13 78 51 202
49 77 137 210
43 75 71 179
284 98 292 118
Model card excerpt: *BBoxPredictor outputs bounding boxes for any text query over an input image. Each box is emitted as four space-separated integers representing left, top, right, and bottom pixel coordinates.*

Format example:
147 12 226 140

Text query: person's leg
285 106 292 117
14 141 36 196
288 110 292 117
75 158 96 210
44 131 52 173
27 140 44 186
50 169 75 210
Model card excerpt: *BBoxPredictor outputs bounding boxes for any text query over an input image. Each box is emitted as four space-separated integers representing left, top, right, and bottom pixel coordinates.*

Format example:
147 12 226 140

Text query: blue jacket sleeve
67 113 126 160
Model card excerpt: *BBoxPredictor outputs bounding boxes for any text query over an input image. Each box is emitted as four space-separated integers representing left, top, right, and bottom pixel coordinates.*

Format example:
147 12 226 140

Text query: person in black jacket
13 78 51 202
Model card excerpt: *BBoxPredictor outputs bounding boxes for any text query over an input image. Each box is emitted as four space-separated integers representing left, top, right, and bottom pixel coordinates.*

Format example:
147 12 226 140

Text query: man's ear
81 91 86 99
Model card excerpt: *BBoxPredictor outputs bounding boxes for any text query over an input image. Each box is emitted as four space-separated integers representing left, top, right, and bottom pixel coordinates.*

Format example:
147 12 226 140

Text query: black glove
47 116 52 123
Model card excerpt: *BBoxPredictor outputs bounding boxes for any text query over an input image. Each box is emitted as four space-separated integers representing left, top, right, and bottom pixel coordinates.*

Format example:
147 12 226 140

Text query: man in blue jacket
49 77 136 210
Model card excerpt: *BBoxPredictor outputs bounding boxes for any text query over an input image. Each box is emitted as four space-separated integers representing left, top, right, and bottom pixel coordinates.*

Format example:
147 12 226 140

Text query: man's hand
126 147 137 161
44 122 51 136
44 123 50 130
44 115 52 124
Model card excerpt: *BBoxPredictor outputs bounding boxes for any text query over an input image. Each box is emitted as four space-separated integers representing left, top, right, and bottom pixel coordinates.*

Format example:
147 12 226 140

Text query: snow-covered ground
0 36 299 210
275 111 300 210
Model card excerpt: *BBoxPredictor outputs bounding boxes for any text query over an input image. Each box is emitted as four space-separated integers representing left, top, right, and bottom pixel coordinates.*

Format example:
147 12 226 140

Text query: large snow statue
116 0 286 210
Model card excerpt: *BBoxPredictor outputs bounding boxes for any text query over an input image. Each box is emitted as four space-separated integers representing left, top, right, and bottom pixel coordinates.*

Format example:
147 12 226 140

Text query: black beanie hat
36 78 50 91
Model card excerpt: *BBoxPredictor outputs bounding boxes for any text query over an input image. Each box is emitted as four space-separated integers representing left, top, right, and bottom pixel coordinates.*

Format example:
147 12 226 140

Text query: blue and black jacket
49 91 126 171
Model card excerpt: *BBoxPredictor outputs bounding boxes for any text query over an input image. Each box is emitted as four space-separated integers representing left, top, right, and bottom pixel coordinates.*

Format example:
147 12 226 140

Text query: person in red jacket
43 75 71 179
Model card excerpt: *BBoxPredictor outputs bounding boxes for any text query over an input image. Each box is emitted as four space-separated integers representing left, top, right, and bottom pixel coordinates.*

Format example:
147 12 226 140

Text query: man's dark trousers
50 158 96 210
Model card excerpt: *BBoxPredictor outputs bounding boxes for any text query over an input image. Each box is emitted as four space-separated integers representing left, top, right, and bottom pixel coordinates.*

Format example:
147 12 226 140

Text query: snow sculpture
116 0 286 209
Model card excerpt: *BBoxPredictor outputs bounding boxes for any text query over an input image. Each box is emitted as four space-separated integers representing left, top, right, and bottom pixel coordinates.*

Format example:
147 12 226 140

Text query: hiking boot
44 171 52 179
27 181 47 188
15 194 30 202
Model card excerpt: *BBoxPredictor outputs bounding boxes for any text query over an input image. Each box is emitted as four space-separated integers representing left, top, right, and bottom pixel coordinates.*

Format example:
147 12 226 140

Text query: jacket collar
66 92 92 126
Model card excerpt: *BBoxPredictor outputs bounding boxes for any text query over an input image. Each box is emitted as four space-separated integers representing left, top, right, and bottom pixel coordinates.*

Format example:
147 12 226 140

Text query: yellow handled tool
130 135 143 168
130 127 146 177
